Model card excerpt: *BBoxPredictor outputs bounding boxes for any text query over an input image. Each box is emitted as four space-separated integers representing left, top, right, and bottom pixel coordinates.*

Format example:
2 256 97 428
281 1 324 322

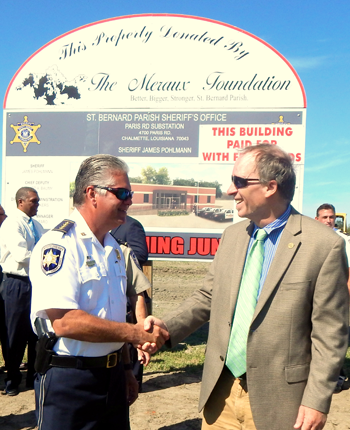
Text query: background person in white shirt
0 187 44 396
315 202 350 393
315 203 350 293
0 204 8 372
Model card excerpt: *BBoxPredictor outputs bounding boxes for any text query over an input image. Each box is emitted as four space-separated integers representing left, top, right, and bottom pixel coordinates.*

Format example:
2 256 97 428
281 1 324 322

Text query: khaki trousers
202 367 257 430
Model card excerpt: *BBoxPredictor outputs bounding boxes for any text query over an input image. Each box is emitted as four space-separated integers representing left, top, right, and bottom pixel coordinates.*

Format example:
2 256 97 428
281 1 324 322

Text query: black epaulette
52 219 75 234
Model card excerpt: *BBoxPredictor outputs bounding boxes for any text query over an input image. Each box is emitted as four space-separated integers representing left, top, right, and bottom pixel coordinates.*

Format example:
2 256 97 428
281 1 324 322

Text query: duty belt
50 350 122 369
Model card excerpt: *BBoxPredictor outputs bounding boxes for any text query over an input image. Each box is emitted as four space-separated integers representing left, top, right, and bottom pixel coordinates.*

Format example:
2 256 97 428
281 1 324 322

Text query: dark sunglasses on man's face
231 175 261 189
93 185 134 201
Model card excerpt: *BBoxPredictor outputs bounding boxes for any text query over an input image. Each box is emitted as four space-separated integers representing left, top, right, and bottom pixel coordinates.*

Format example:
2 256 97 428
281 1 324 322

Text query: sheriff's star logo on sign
10 115 41 152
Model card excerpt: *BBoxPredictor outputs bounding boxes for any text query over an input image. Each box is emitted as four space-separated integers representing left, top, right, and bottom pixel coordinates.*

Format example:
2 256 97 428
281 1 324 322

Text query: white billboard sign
3 14 306 260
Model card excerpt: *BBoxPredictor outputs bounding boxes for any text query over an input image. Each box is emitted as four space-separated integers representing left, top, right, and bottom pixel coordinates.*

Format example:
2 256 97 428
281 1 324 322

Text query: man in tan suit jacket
145 144 349 430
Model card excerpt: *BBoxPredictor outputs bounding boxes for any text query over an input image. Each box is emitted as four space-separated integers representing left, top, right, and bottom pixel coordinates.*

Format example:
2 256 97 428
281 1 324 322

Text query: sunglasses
231 175 261 189
94 185 134 201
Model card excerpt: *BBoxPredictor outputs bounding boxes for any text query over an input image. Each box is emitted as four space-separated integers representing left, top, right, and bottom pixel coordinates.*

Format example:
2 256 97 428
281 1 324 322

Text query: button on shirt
0 208 45 276
30 209 137 357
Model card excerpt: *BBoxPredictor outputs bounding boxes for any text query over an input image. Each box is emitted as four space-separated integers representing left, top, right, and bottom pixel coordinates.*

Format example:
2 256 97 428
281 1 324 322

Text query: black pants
4 274 37 387
35 361 129 430
0 267 8 367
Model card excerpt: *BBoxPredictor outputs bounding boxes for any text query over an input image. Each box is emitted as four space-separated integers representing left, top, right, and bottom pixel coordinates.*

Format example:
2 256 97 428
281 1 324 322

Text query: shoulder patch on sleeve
52 219 75 234
41 244 66 275
130 249 142 271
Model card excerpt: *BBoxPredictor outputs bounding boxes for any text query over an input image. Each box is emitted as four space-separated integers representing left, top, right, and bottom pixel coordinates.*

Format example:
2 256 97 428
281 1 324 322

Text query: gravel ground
1 260 349 430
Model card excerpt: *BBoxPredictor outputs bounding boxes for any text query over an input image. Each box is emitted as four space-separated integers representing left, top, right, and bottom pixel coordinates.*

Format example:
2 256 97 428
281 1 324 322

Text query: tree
173 178 196 187
199 180 223 198
129 176 142 183
173 178 223 198
155 167 171 185
141 166 171 185
141 166 157 184
70 182 75 197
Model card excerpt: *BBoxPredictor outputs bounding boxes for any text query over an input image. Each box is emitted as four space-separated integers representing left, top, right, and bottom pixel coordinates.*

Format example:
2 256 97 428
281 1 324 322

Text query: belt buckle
106 352 118 368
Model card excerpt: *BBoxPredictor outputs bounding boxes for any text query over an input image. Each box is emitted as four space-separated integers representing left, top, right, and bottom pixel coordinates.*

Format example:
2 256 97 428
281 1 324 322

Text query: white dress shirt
335 229 350 267
0 208 44 276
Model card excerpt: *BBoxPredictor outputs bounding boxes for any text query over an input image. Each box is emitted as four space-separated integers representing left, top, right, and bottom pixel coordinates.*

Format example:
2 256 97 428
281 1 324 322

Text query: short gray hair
15 187 38 206
241 144 296 202
73 154 129 207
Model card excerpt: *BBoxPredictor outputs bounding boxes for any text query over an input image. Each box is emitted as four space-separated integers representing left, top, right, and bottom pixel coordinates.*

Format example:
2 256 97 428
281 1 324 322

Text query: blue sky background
1 0 349 219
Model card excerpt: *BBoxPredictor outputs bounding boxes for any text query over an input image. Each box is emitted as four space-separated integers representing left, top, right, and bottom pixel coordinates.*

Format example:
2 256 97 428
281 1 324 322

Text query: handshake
135 316 169 355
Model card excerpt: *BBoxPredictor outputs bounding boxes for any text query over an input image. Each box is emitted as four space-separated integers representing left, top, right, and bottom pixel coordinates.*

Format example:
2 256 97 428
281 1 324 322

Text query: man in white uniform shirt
0 187 44 395
30 154 168 430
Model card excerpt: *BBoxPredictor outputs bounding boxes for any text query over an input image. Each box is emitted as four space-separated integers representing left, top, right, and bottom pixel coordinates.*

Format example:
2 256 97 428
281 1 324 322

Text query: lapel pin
115 249 121 260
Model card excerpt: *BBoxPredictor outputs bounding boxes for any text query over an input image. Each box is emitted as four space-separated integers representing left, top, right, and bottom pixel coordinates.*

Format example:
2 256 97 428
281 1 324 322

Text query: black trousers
35 361 129 430
0 267 8 367
4 274 37 386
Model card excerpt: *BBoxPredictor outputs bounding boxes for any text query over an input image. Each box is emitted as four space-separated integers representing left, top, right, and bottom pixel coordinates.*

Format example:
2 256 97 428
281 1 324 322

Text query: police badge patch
42 244 66 275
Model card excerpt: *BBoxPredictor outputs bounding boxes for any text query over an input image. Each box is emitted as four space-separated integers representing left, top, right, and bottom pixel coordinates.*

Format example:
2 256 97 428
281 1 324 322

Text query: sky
1 0 350 220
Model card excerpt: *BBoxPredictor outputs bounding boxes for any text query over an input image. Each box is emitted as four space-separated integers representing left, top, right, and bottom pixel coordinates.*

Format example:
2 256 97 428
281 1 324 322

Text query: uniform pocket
79 266 101 283
79 266 103 312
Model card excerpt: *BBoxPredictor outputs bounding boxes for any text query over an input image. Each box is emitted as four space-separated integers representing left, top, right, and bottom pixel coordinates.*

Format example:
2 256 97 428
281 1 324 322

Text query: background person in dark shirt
111 215 149 391
111 215 148 267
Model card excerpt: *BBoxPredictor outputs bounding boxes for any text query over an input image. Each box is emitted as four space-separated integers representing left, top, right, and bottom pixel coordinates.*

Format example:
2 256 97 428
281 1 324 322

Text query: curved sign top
4 14 306 109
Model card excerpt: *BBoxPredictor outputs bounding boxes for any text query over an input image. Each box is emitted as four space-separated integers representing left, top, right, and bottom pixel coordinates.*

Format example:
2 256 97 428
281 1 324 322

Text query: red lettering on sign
288 153 302 162
256 140 277 145
171 236 184 255
202 152 229 161
188 237 221 256
212 127 235 137
210 238 220 255
146 236 184 255
157 236 171 254
240 127 294 137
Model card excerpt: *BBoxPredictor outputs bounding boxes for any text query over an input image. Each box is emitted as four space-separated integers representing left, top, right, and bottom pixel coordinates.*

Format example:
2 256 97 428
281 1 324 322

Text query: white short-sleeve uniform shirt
30 209 128 357
335 229 350 267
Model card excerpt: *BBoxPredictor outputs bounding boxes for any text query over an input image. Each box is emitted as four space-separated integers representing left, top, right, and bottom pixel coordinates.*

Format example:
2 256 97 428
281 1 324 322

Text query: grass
0 348 27 368
146 343 205 374
145 323 208 375
2 330 349 379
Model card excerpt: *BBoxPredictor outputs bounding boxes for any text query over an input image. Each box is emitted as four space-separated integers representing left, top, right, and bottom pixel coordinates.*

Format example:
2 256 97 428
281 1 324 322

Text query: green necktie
226 228 267 377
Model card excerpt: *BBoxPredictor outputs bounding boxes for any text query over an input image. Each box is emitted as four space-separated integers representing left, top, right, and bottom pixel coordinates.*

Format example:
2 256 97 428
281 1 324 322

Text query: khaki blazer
165 209 349 430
